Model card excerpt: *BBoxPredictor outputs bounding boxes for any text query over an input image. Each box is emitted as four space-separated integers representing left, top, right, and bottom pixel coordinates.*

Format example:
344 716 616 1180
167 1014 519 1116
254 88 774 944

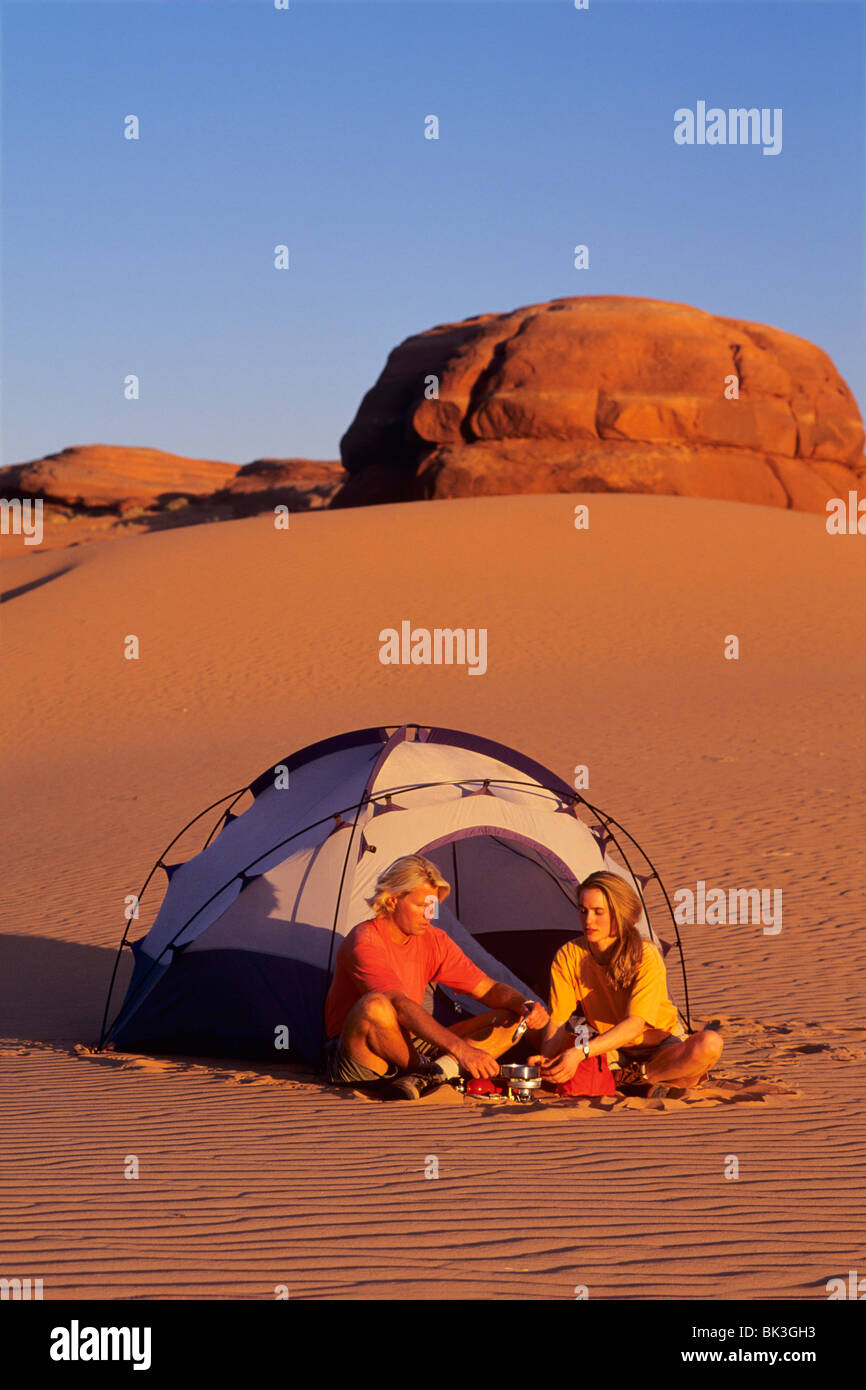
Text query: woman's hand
528 1047 581 1084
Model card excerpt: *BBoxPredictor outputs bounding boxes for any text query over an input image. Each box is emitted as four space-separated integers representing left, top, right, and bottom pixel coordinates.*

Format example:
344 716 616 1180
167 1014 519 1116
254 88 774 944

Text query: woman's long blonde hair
366 854 451 917
578 870 647 991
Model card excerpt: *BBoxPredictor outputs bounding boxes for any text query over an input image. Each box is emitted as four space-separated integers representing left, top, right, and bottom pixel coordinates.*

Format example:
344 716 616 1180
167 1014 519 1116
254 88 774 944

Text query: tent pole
451 839 460 919
575 796 693 1034
96 785 248 1050
317 793 371 1067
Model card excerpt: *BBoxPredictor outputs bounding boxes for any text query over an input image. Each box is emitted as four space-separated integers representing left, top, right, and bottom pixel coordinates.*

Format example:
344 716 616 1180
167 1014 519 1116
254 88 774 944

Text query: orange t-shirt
548 937 682 1048
324 916 488 1039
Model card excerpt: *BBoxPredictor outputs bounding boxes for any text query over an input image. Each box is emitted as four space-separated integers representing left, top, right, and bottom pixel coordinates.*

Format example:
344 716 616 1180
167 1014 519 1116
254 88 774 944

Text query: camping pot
499 1062 542 1102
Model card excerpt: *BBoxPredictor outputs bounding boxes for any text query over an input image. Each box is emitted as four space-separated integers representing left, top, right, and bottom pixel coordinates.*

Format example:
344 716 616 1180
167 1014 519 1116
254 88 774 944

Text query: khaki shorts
324 1032 440 1087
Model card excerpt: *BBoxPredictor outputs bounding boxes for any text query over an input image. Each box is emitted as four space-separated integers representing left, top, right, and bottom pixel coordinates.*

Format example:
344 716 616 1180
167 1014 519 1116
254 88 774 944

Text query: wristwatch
575 1038 590 1059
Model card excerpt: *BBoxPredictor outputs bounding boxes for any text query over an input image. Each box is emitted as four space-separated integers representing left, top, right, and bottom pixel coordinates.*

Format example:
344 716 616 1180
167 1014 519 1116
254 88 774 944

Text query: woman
530 870 722 1095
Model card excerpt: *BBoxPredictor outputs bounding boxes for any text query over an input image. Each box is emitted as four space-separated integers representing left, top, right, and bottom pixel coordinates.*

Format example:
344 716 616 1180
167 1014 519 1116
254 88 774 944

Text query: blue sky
1 0 863 467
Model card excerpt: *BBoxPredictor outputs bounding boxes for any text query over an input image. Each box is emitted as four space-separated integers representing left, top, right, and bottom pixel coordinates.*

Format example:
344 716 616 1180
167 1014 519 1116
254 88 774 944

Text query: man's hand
452 1040 501 1080
523 1000 549 1031
528 1046 581 1084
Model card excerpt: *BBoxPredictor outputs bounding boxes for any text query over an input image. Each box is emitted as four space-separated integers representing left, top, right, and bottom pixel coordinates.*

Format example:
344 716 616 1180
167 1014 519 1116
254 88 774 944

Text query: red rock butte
334 295 865 512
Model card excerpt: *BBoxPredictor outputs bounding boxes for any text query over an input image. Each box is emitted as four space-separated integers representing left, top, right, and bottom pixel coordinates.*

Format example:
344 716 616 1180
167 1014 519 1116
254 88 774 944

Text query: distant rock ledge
0 446 346 550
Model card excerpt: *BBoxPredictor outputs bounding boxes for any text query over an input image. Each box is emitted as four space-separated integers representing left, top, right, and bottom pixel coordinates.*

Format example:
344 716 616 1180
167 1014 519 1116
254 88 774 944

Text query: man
324 853 549 1099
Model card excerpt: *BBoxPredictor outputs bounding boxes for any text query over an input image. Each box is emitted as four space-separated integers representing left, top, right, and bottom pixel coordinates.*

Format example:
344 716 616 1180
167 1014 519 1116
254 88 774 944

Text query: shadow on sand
0 933 131 1046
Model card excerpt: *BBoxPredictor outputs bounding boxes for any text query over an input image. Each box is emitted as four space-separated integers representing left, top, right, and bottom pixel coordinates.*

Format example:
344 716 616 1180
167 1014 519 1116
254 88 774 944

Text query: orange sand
2 493 865 1299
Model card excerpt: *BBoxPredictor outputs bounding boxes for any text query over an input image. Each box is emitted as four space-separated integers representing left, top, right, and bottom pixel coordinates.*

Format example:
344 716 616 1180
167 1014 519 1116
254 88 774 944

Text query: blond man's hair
366 854 451 917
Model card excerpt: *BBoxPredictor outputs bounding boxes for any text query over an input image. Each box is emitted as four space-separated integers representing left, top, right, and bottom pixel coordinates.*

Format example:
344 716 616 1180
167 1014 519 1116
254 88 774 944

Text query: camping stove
499 1063 542 1103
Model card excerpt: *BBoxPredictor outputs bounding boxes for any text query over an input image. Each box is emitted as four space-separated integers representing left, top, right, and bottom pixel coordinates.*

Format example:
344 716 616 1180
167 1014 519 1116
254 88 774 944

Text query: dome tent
100 723 691 1064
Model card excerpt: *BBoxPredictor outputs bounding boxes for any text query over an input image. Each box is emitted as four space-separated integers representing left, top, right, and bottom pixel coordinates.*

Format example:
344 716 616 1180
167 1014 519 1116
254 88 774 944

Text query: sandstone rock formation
2 445 238 509
0 445 346 550
217 458 343 513
333 296 865 512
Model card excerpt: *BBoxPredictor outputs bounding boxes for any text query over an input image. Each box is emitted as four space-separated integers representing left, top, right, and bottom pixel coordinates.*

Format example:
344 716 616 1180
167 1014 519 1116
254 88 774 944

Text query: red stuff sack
466 1078 501 1096
543 1054 616 1098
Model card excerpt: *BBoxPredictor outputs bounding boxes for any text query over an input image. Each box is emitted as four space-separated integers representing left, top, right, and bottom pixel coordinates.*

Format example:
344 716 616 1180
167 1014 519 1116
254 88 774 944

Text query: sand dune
2 492 865 1299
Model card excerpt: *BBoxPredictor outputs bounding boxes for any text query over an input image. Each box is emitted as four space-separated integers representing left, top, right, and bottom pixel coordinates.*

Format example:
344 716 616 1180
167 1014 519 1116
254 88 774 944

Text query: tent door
419 830 583 1001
